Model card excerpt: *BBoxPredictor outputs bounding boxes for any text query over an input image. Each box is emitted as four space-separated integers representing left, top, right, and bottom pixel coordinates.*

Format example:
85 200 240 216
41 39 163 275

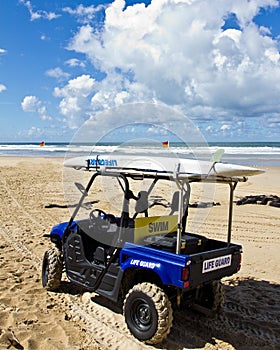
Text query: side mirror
75 182 88 196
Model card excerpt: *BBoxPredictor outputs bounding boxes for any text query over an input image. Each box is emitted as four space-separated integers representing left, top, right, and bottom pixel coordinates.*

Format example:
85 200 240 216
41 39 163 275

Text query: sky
0 0 280 142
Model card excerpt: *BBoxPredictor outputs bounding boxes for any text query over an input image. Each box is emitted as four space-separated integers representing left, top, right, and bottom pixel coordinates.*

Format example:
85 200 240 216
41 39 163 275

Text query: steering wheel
90 208 107 221
89 209 111 231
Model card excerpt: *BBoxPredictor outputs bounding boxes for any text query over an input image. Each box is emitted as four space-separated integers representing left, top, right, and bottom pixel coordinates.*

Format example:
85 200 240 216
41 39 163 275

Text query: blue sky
0 0 280 142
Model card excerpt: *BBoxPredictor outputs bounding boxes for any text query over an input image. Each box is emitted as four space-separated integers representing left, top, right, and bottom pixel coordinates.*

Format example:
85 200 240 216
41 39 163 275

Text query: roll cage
63 162 247 252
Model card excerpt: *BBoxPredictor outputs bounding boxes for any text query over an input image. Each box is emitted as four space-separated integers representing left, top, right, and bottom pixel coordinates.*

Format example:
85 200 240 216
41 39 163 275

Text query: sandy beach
0 157 279 350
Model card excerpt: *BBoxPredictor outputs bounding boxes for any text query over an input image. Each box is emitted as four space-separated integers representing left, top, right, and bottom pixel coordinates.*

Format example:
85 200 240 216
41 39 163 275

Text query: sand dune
0 157 279 349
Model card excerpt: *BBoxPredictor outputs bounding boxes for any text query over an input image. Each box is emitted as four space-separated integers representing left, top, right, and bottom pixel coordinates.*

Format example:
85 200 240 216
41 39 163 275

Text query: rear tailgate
188 243 242 288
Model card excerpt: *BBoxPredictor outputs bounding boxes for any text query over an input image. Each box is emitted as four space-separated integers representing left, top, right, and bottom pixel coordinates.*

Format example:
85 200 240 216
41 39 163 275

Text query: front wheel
42 247 62 291
123 282 173 344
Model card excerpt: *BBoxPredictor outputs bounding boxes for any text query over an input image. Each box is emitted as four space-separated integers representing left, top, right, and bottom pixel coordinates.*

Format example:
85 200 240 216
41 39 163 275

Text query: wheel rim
131 298 152 331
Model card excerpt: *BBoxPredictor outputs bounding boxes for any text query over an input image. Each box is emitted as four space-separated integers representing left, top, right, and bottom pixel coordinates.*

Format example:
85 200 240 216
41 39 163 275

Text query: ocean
0 142 279 166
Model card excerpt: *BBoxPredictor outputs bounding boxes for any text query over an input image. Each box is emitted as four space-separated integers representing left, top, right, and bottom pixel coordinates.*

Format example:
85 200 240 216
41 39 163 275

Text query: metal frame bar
227 181 238 245
65 167 245 247
63 171 130 242
83 164 248 185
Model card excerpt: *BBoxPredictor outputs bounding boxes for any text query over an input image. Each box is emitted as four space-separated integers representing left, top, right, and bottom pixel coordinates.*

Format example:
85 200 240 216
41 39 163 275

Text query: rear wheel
196 280 224 314
123 282 173 344
42 247 62 291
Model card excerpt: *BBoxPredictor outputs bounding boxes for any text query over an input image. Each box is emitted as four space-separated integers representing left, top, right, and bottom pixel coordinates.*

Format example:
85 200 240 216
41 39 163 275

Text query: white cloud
53 75 96 128
56 0 280 134
21 95 52 121
65 58 86 68
69 103 208 145
17 126 43 138
231 0 278 27
46 67 70 81
54 74 95 97
27 126 43 136
265 47 280 63
0 84 7 92
114 91 129 106
259 26 272 36
21 95 39 112
220 124 231 131
0 48 7 54
19 0 60 21
63 4 107 24
205 125 213 132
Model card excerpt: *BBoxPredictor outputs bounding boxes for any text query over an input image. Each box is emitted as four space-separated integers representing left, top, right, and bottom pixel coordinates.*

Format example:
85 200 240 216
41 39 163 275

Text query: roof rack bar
84 165 248 184
227 181 238 245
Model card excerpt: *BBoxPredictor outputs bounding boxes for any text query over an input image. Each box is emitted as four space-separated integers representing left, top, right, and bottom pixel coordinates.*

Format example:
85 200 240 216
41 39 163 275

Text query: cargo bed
141 232 242 288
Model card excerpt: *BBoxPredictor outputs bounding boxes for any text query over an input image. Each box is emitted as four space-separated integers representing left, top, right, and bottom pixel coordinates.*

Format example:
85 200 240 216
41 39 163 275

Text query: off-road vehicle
42 152 260 344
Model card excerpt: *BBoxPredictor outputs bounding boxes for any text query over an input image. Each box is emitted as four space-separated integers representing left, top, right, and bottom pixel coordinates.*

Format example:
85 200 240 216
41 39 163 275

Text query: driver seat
170 191 179 214
133 191 149 219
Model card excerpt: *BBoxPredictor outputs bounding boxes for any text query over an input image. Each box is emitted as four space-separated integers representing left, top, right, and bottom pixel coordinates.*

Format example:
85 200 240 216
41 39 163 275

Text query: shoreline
0 140 279 167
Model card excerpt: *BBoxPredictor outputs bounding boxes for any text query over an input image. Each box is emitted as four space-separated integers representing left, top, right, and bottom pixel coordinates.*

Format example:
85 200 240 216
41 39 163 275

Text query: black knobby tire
42 247 62 291
123 282 173 344
198 280 225 314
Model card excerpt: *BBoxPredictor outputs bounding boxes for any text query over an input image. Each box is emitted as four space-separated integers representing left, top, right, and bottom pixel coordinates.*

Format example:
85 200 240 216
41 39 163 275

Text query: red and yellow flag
39 141 45 147
162 141 169 148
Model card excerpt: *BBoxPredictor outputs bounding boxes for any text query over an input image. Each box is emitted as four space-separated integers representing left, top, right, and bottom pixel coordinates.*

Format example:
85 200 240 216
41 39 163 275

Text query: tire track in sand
0 177 150 350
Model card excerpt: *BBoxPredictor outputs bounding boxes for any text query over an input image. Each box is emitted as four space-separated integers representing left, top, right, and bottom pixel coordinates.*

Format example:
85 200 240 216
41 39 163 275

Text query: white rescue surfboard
64 152 264 178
